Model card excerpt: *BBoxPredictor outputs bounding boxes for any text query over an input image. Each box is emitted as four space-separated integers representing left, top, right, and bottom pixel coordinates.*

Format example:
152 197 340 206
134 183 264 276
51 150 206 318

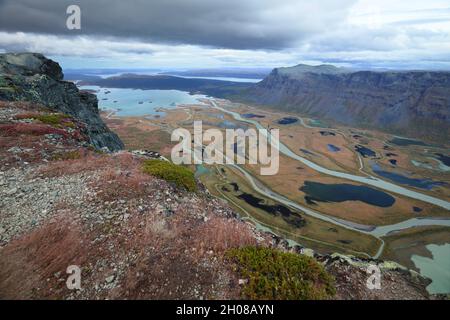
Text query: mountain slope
0 53 124 151
240 64 450 143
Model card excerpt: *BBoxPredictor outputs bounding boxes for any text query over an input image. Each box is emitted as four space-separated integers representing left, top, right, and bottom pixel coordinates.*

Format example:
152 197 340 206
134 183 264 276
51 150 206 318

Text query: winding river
210 100 450 211
207 100 450 257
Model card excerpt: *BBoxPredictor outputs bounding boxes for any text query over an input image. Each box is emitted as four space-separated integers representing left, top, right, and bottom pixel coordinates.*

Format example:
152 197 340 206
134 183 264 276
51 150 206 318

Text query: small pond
371 163 445 190
390 137 428 147
300 181 396 207
241 113 265 119
355 145 376 158
327 144 341 152
277 117 298 125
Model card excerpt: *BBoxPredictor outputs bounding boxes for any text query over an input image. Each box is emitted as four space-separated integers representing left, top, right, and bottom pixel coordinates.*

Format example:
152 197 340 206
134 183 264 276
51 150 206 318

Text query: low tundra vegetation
0 122 69 137
142 159 197 192
226 246 336 300
14 113 75 128
50 150 82 161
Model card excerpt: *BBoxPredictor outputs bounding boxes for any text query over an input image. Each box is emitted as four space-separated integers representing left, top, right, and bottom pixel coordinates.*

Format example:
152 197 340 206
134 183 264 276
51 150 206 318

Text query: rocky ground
0 100 262 299
0 98 439 300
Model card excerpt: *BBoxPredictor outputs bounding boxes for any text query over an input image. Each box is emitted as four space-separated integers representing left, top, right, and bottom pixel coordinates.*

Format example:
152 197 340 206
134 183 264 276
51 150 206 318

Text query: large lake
79 85 207 116
85 72 262 83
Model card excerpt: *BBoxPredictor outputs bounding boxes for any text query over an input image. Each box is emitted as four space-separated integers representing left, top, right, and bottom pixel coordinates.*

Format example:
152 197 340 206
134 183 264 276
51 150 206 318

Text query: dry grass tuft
194 216 258 253
36 152 138 178
0 123 69 138
93 166 153 202
0 215 92 299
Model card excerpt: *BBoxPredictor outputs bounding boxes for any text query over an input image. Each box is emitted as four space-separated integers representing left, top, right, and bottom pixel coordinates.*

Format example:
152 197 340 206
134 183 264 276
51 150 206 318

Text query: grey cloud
0 0 356 49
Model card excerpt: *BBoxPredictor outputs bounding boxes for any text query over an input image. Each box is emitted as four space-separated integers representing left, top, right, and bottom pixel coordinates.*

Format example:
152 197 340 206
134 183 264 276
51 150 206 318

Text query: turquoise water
79 85 206 116
412 243 450 294
174 75 262 83
308 119 328 128
86 71 261 83
195 164 210 177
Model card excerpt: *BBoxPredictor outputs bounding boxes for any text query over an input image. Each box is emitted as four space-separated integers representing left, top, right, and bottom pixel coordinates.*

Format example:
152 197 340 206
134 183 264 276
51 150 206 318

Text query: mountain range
239 64 450 143
79 63 450 143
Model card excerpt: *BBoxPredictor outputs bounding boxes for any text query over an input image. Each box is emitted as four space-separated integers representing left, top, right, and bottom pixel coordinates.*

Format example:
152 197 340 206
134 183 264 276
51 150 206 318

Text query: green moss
63 121 76 128
142 159 197 192
51 150 82 161
0 76 7 87
34 114 68 126
17 113 76 128
226 246 336 300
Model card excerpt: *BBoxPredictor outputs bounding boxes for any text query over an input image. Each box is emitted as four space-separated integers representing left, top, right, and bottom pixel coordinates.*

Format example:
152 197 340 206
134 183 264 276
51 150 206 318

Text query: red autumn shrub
0 123 69 137
93 166 153 201
194 216 258 253
0 216 93 299
36 152 142 178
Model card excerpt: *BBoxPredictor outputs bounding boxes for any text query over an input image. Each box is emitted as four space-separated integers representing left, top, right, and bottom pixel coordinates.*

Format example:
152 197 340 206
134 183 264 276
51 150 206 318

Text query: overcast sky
0 0 449 70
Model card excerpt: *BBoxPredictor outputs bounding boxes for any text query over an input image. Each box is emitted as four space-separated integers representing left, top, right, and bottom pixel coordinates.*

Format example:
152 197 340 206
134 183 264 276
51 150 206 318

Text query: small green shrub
35 114 68 126
142 159 197 192
227 246 336 300
15 113 74 128
51 150 82 161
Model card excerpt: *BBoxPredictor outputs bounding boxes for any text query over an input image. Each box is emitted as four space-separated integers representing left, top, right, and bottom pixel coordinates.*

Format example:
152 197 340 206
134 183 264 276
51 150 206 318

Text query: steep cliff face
242 64 450 143
0 53 124 151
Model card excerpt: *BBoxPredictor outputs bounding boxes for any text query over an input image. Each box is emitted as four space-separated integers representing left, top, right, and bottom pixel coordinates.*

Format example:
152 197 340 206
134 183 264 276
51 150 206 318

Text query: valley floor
100 98 450 294
0 100 435 299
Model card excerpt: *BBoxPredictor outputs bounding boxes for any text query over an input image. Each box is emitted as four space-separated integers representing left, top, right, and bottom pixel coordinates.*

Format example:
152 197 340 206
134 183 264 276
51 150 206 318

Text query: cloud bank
0 0 449 69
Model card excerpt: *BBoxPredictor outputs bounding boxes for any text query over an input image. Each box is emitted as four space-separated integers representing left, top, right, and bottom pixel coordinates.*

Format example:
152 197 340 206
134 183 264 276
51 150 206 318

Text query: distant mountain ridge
160 67 271 79
240 64 450 143
76 62 450 144
276 64 352 77
79 73 252 97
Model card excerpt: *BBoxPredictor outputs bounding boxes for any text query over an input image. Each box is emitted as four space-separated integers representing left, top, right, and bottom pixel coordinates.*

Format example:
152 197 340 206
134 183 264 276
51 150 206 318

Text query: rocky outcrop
241 64 450 143
0 53 124 151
